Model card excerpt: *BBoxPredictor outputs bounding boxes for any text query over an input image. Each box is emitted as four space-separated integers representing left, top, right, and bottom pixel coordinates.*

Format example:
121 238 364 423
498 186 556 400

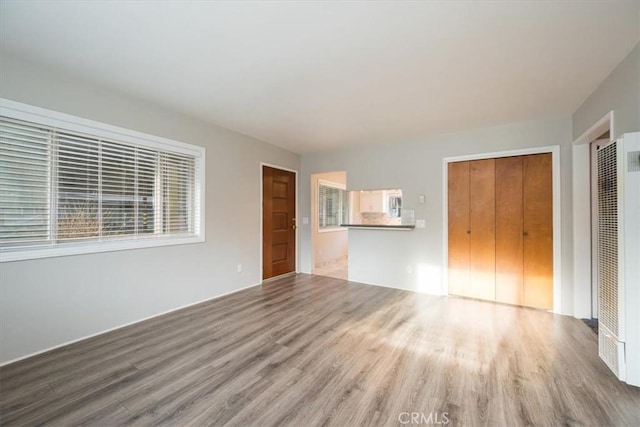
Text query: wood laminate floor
1 274 639 426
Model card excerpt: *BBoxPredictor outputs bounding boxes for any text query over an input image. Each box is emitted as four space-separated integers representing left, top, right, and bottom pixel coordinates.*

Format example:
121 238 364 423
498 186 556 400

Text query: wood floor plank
1 273 639 426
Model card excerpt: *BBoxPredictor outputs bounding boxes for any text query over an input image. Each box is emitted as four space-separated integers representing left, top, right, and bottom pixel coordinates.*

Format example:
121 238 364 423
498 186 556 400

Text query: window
0 100 205 262
318 181 348 230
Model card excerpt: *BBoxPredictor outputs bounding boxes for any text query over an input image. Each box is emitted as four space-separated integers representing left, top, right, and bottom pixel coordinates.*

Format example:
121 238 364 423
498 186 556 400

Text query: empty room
1 1 639 426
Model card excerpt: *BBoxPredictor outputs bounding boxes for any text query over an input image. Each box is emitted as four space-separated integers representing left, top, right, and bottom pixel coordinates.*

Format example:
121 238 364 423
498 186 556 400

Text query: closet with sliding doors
447 153 553 310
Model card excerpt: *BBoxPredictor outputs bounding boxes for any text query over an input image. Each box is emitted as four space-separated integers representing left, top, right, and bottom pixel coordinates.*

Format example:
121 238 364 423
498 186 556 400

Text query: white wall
0 54 299 364
573 43 639 141
311 171 348 268
300 117 575 314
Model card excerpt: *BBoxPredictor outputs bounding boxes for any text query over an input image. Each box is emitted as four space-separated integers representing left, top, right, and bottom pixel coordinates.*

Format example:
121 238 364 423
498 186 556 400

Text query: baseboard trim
0 282 262 367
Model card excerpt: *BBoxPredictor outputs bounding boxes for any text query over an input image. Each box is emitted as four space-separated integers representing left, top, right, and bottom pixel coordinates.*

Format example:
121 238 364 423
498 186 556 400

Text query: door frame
310 174 348 273
442 145 562 313
572 111 614 318
260 162 299 282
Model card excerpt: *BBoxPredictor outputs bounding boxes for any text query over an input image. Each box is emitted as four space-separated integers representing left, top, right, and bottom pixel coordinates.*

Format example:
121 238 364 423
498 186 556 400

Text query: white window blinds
0 115 201 256
0 119 50 245
318 183 348 229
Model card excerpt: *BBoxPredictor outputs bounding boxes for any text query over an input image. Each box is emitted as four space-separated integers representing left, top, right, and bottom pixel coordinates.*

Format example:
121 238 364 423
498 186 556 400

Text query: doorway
311 171 348 280
262 165 297 280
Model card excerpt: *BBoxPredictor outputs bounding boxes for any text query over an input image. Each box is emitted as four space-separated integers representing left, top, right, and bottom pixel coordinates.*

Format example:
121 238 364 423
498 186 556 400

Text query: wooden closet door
448 161 470 297
523 153 553 309
469 159 496 301
495 156 524 305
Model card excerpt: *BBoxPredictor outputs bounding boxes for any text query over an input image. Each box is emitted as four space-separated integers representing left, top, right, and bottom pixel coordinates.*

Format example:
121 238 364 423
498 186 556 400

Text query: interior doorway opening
311 171 348 280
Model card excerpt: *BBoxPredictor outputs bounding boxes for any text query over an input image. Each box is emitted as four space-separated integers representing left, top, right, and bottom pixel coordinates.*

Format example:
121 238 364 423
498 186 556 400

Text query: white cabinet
359 191 385 212
358 189 403 213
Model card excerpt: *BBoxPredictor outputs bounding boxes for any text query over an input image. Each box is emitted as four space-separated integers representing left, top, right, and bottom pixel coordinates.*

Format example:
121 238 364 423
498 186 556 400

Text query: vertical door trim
260 162 299 283
590 141 599 318
443 145 562 313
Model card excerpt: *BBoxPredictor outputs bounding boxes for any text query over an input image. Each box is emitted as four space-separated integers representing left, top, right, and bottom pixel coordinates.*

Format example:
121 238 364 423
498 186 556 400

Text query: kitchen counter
340 224 415 230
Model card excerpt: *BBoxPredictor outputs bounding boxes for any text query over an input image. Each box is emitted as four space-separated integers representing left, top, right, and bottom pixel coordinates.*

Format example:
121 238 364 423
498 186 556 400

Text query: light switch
302 217 309 225
416 219 426 228
418 195 425 204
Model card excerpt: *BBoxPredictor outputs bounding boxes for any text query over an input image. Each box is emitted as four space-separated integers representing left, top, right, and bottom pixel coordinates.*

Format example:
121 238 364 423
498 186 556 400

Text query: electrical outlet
237 264 243 273
416 219 426 228
406 265 412 274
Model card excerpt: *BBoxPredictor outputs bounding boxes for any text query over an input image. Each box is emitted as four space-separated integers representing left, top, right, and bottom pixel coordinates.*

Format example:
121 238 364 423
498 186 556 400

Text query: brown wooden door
496 156 524 305
523 153 553 309
469 159 496 301
263 166 296 280
448 161 470 297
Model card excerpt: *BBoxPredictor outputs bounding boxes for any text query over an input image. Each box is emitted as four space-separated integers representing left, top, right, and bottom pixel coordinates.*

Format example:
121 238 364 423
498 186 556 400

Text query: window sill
0 234 205 263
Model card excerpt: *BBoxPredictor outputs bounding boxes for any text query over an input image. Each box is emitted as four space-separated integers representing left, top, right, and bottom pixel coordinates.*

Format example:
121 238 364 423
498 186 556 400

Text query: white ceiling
1 1 638 153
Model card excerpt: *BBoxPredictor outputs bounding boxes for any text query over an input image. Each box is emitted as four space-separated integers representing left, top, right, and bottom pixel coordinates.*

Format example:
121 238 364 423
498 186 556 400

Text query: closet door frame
443 145 562 314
